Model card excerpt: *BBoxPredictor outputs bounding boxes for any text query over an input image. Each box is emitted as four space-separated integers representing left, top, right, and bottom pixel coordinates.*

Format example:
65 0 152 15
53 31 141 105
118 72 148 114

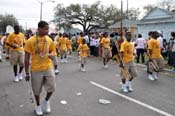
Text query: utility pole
40 2 43 21
127 0 128 18
120 0 123 39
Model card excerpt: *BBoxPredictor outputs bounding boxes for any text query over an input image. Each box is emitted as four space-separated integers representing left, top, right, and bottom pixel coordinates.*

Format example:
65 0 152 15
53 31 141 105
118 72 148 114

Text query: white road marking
90 81 174 116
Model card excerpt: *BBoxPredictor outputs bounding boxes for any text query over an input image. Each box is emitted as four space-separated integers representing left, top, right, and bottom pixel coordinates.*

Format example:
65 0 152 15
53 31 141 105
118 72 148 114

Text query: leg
13 65 18 76
141 49 145 64
103 58 106 66
45 92 53 101
136 49 140 63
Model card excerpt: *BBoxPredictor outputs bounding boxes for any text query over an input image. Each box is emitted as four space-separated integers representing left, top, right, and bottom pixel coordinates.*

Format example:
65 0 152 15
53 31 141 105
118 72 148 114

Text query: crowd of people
0 20 175 116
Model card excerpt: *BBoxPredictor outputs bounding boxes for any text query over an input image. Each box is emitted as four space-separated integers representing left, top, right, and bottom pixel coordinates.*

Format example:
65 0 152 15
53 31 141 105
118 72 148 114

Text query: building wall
112 27 138 38
138 22 175 40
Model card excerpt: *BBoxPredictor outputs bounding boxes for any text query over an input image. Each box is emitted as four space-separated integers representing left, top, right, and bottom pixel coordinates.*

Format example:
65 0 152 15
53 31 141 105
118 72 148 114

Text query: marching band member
120 32 137 92
6 25 25 82
24 21 56 115
147 31 165 80
77 39 90 72
100 32 112 69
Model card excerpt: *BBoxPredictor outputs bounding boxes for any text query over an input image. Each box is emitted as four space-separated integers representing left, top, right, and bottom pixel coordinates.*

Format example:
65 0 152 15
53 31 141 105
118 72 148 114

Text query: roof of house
138 7 175 24
108 19 139 28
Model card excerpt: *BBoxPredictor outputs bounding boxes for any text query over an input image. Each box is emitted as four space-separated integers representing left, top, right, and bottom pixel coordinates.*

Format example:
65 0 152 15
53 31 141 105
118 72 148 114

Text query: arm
147 49 152 60
24 51 31 81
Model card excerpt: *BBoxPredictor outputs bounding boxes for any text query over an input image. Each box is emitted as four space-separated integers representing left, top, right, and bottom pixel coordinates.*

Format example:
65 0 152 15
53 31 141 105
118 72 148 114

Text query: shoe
104 65 108 69
64 59 67 63
35 105 43 116
122 84 128 93
148 74 155 81
0 59 2 62
43 100 51 113
153 72 158 80
14 76 19 82
81 68 86 72
61 59 64 63
54 69 60 75
127 81 133 92
18 73 23 80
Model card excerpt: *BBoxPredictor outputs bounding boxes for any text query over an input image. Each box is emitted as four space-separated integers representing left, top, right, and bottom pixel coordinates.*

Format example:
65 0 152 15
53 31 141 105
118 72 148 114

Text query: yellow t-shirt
101 37 110 49
58 37 67 51
148 38 162 59
67 39 72 49
24 35 56 71
77 36 83 45
6 32 25 51
78 44 89 58
120 40 134 63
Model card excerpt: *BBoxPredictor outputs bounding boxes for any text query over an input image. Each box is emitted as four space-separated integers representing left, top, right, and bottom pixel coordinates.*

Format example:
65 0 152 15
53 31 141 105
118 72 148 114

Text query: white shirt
157 36 163 49
135 38 146 49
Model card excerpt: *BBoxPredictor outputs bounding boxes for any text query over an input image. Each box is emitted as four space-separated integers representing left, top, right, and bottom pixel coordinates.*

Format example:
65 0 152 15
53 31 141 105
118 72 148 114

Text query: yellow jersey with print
58 37 68 51
77 36 83 45
101 37 110 49
67 39 72 49
78 44 89 58
6 32 25 51
120 40 134 63
148 38 162 59
56 36 62 48
24 35 56 71
52 41 57 56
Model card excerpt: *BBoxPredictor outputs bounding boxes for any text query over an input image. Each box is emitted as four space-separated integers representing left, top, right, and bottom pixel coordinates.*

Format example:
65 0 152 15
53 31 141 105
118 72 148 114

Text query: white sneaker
61 59 64 63
18 73 23 80
54 69 60 75
81 68 86 72
148 74 155 81
122 84 128 93
64 59 67 63
43 100 51 113
153 72 158 80
14 76 19 82
127 81 133 92
35 105 43 116
104 65 108 69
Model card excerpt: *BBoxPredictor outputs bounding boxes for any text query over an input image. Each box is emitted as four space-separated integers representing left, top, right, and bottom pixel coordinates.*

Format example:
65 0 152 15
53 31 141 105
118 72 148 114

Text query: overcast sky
0 0 159 29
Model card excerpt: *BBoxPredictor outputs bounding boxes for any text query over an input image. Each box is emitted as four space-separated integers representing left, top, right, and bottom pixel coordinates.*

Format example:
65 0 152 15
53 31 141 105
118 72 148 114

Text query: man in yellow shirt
120 32 137 93
24 21 56 116
67 34 72 58
77 39 90 72
100 32 112 69
58 33 68 63
6 25 25 82
147 31 164 81
77 32 84 61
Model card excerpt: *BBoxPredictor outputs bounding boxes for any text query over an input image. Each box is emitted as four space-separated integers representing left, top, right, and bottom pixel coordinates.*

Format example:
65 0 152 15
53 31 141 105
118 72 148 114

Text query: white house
137 8 175 40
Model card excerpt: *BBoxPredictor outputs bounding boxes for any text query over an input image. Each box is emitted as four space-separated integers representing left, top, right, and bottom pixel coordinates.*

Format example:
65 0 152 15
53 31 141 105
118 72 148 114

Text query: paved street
0 55 175 116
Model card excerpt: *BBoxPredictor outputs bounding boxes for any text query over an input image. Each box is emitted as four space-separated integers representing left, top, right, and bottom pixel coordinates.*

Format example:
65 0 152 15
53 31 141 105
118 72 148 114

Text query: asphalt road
0 55 175 116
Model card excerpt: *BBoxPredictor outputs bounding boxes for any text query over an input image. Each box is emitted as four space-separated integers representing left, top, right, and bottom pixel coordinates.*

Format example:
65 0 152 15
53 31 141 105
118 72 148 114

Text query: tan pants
9 50 24 66
102 47 112 58
148 58 165 73
121 61 138 79
31 68 56 96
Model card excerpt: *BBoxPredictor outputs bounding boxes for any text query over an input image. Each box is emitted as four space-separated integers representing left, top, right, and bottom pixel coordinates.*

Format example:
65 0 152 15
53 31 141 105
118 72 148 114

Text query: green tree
0 14 19 33
158 0 175 11
53 1 121 32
